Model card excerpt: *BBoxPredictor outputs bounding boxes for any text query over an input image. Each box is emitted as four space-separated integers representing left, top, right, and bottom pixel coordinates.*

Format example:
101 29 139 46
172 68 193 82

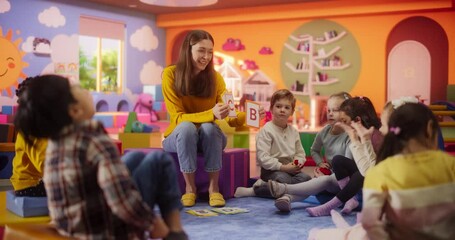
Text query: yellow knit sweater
162 65 246 137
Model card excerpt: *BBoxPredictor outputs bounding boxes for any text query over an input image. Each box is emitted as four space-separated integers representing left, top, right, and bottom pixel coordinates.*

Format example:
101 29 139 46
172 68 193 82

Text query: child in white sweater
235 89 311 198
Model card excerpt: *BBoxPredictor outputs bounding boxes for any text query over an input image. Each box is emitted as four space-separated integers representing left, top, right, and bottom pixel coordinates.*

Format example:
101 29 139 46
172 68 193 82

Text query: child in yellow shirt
10 77 48 197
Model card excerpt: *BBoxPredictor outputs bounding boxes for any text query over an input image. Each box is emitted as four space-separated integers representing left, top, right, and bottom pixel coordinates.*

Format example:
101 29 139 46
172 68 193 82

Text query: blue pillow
6 191 48 217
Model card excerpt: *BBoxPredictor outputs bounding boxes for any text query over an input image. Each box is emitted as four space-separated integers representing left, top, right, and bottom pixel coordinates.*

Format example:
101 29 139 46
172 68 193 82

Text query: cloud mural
0 0 11 13
38 6 66 28
22 36 52 54
34 40 52 54
22 36 36 53
40 34 79 83
51 34 78 63
259 46 273 55
222 38 245 51
240 60 259 70
140 60 163 85
130 25 159 52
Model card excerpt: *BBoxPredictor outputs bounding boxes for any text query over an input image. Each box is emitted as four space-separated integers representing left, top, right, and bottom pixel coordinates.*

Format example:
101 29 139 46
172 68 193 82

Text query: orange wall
159 0 455 113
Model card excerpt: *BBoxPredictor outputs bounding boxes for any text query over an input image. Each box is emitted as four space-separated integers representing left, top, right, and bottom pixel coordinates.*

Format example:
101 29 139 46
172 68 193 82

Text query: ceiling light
139 0 218 7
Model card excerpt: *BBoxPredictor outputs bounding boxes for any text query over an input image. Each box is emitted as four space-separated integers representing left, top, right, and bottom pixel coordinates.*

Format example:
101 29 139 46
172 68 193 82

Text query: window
79 16 125 93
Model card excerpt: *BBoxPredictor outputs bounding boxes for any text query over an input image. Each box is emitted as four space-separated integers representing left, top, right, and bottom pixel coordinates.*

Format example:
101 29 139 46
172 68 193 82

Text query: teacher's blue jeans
162 121 227 173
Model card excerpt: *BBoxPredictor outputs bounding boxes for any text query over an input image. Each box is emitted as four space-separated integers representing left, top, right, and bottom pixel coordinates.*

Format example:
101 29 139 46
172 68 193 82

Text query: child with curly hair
14 74 187 240
10 76 48 197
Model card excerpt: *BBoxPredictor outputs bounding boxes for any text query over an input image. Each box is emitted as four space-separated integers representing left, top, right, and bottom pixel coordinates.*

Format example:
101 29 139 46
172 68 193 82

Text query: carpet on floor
179 196 357 240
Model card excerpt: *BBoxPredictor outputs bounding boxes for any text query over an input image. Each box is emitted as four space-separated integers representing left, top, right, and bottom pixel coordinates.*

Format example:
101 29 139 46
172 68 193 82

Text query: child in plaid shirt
14 74 187 240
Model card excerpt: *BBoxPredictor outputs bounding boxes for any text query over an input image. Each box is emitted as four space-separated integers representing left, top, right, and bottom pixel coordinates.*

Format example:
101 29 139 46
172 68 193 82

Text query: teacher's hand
258 105 266 120
213 103 229 120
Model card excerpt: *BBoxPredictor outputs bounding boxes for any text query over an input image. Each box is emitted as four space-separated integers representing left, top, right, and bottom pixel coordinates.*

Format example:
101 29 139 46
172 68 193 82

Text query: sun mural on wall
0 26 28 97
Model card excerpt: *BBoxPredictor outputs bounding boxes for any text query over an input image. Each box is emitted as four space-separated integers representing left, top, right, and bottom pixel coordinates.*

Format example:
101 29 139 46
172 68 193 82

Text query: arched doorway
386 16 448 103
388 40 431 102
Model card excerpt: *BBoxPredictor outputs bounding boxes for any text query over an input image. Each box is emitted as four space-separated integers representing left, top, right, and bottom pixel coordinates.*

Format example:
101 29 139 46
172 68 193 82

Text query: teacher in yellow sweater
162 30 264 208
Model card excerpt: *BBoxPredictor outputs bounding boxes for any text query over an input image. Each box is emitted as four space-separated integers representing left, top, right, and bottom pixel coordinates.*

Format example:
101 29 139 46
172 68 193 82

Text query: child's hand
292 159 305 169
281 163 302 174
335 122 360 143
149 216 169 239
318 162 331 169
313 167 324 178
351 121 374 143
313 167 332 178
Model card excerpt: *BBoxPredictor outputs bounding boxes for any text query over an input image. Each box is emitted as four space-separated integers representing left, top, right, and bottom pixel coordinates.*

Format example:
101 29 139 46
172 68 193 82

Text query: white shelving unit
285 31 349 97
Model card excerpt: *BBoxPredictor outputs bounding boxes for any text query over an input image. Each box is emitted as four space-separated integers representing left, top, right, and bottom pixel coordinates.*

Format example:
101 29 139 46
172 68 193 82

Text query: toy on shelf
133 93 158 122
131 121 159 133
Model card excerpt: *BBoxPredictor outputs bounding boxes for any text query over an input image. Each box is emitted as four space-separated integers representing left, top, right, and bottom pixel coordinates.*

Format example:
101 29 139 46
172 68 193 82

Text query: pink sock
306 197 343 217
341 197 359 214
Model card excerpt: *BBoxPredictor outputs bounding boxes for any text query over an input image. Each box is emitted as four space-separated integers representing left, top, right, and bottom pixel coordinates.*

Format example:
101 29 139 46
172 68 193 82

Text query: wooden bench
4 223 70 240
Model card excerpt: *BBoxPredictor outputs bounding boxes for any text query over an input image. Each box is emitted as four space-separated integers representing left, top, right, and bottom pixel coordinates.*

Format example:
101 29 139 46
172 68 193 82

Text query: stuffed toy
292 159 305 168
133 93 158 122
313 167 332 177
131 121 159 133
318 167 332 175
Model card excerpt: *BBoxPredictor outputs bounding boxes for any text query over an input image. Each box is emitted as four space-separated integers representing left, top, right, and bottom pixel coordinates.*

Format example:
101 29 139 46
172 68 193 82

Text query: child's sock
234 187 255 197
337 177 350 189
306 197 343 217
341 197 359 214
234 179 265 198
